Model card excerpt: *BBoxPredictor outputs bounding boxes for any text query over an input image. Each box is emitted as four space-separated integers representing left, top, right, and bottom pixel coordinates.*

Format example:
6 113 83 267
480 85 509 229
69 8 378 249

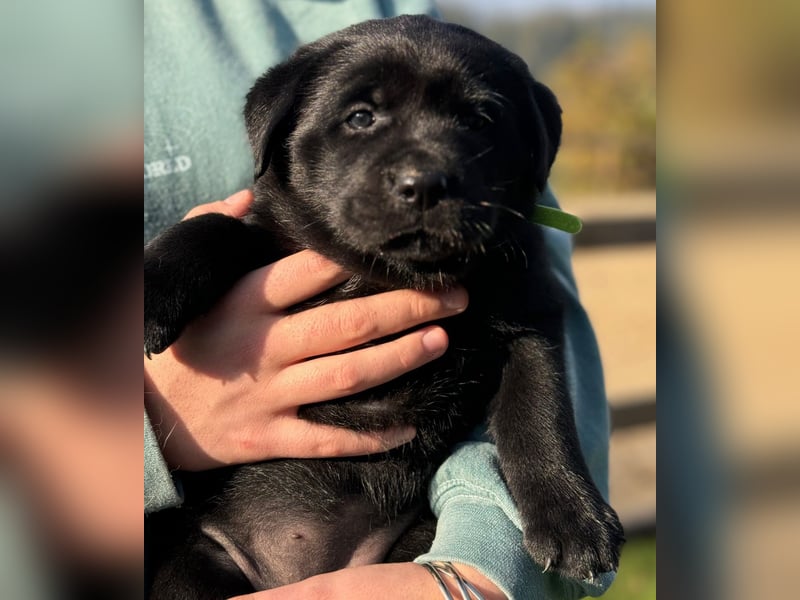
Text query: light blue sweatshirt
144 2 614 598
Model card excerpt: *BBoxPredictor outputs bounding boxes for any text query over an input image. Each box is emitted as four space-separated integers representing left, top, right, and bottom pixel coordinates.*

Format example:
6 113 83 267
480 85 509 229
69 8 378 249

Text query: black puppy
145 15 623 599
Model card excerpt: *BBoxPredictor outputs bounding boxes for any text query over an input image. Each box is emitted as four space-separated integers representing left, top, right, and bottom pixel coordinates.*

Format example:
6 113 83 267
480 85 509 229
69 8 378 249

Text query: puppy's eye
346 110 376 130
460 110 492 131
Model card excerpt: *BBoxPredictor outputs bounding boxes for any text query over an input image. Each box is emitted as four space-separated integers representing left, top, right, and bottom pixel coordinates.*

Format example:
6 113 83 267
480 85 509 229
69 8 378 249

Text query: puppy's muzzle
391 170 449 209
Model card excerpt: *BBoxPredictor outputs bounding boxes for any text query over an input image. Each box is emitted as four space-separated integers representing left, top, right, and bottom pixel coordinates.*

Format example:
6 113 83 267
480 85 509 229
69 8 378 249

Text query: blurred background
659 2 800 599
3 0 800 598
437 1 657 598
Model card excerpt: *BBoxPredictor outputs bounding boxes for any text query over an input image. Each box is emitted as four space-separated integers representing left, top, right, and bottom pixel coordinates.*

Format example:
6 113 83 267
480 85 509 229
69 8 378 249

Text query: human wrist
417 561 506 600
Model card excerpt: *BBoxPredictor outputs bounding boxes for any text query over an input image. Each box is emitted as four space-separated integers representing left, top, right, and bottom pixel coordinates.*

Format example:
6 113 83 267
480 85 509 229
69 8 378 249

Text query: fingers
230 250 352 312
269 326 449 408
266 419 416 459
272 286 468 361
182 189 254 220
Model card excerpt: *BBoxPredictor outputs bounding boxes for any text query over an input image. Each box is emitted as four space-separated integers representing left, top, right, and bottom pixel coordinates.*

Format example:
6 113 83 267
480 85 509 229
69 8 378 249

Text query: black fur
145 16 623 598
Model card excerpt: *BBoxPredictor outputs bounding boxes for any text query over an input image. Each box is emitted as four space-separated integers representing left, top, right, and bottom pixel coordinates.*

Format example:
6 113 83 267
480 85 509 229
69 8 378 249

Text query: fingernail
441 287 468 310
421 327 448 354
390 426 417 444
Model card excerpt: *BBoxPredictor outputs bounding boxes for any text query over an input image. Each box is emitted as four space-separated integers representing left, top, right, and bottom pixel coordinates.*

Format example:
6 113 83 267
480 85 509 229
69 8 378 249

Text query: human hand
144 190 469 471
227 562 505 600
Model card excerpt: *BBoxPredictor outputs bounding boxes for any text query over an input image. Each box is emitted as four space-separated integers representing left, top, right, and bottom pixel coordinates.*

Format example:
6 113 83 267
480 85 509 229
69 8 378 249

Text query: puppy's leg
489 322 624 580
144 214 273 356
149 529 254 600
385 512 437 562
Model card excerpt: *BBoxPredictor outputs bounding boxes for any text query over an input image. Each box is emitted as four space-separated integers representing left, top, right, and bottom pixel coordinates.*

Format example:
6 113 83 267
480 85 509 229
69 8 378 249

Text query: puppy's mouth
379 227 476 262
339 195 500 265
382 229 439 253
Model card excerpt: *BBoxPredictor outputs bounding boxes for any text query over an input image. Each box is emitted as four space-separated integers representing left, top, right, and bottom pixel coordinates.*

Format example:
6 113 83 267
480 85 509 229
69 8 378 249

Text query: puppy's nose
393 171 448 208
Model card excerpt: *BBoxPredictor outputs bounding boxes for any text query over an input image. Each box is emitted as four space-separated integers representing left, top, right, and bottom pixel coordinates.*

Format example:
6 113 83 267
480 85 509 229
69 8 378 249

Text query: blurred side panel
0 1 142 599
660 1 800 599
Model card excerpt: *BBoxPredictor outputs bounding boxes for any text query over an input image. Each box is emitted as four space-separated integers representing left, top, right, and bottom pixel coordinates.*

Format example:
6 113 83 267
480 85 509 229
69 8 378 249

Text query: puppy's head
245 15 561 286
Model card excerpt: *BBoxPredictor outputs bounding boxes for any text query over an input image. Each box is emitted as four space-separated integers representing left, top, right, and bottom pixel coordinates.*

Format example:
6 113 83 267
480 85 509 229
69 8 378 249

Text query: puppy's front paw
144 213 254 358
522 476 624 580
144 272 189 357
144 311 181 358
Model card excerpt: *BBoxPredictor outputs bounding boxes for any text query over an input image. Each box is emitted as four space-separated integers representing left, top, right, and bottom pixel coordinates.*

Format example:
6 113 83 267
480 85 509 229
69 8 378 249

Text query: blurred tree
547 30 656 192
439 6 656 192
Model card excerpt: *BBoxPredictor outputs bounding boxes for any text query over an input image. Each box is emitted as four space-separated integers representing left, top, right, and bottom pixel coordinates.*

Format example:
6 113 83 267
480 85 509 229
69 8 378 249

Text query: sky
437 0 655 18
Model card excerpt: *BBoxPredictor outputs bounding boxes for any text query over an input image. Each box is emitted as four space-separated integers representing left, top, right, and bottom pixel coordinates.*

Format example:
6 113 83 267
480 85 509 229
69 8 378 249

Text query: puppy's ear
530 80 562 170
244 52 316 180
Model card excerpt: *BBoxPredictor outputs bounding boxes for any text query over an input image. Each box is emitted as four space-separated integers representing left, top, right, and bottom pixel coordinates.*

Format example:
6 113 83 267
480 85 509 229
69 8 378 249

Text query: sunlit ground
603 536 656 600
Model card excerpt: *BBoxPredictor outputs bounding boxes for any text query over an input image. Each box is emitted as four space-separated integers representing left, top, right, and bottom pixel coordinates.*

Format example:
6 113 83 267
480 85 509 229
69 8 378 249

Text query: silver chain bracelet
419 561 486 600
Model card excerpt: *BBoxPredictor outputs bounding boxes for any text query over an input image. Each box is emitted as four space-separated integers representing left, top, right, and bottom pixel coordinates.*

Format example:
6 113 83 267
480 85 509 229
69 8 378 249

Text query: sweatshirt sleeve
415 186 616 599
414 443 614 600
144 411 183 513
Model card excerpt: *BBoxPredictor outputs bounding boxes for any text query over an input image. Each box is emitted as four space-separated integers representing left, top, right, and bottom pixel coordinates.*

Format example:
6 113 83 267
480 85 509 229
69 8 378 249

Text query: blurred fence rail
575 217 656 248
566 190 656 537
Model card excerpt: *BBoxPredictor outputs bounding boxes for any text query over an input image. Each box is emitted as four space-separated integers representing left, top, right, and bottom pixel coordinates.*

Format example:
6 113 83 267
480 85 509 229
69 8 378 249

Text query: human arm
228 562 504 600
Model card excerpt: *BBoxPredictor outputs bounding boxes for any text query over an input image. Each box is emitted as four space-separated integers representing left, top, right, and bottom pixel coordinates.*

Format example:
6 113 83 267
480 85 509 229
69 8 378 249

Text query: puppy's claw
523 490 624 581
144 322 178 357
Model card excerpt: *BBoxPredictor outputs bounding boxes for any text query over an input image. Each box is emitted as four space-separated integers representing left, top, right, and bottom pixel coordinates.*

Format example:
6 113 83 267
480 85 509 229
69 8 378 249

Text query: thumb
183 189 254 220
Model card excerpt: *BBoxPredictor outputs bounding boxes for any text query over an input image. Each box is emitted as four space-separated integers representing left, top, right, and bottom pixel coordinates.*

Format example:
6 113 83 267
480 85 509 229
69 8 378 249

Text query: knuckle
302 250 337 277
336 304 375 340
329 363 364 395
268 314 291 341
394 342 419 372
182 207 202 220
311 434 345 457
410 292 437 319
184 201 225 220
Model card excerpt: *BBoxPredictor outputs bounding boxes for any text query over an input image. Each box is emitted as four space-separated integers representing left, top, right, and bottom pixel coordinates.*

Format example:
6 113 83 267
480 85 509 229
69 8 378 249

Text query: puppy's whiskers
492 237 529 269
477 201 527 222
301 216 325 230
486 90 509 107
464 146 495 165
368 253 379 279
477 220 493 238
507 230 529 266
517 244 529 269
